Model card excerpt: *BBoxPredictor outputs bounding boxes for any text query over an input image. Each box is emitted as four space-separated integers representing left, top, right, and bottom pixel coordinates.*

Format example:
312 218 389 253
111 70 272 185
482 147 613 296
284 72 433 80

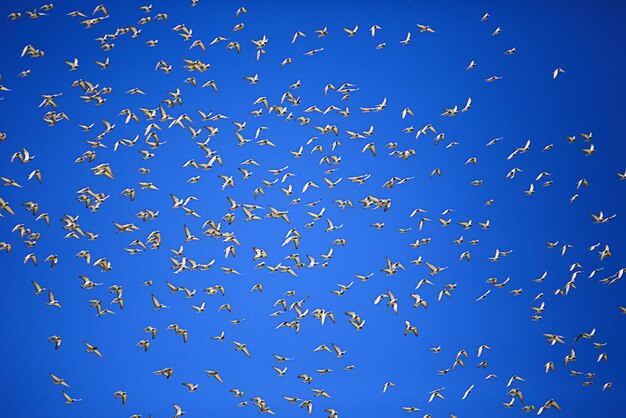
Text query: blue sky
0 0 624 417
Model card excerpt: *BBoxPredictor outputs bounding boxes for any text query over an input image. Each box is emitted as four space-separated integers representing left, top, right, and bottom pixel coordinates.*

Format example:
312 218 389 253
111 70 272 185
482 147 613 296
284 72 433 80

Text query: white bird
462 384 475 400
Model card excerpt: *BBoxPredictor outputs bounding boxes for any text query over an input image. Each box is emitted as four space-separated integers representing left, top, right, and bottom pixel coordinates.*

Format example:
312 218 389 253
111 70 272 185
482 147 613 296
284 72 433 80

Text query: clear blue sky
0 0 624 417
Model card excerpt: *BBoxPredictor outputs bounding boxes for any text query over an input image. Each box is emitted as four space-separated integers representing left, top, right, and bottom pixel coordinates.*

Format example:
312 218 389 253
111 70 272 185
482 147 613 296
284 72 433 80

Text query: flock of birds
1 2 624 418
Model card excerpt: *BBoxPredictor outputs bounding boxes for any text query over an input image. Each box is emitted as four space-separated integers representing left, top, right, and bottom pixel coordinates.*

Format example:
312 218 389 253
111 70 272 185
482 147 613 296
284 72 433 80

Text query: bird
429 388 445 402
343 26 359 36
404 320 418 336
112 390 127 404
48 336 62 350
331 343 347 358
205 370 223 383
84 342 103 357
64 58 79 70
62 392 81 404
417 24 436 33
182 382 198 392
0 5 621 418
151 294 168 310
50 373 71 388
462 384 475 400
172 404 186 417
31 280 46 295
46 289 61 308
538 399 561 414
233 340 251 357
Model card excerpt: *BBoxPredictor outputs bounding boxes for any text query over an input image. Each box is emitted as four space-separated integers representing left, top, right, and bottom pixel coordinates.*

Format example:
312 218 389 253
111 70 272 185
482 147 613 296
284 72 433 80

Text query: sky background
0 0 624 417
